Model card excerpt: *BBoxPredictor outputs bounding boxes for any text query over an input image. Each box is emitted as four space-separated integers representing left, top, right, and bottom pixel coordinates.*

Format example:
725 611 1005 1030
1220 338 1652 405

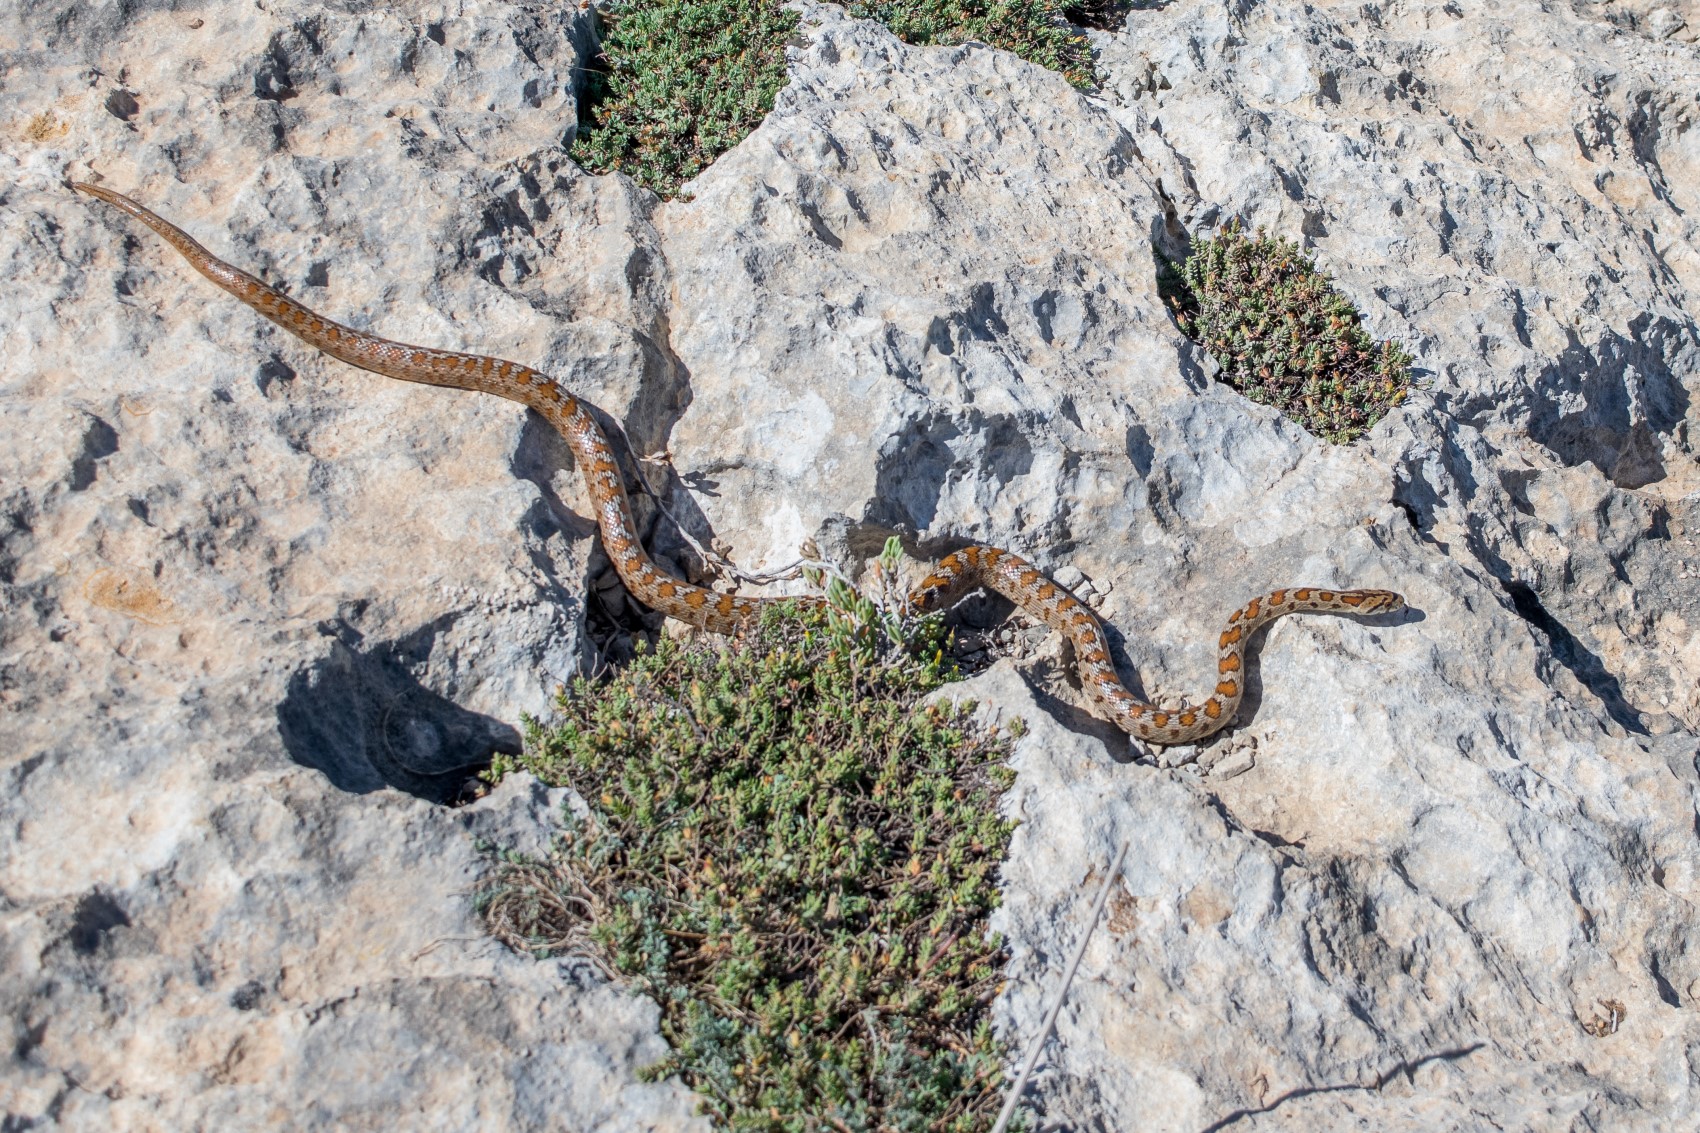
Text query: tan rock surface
652 8 1698 1123
2 0 1697 1128
3 1 704 1128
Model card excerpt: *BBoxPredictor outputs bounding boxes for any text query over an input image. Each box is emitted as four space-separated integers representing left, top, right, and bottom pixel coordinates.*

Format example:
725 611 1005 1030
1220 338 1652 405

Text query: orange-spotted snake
73 182 1405 745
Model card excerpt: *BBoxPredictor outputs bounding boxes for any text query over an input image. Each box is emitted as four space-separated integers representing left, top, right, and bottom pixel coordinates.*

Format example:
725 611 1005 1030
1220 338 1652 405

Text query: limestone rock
660 3 1700 1125
3 0 703 1127
2 0 1698 1128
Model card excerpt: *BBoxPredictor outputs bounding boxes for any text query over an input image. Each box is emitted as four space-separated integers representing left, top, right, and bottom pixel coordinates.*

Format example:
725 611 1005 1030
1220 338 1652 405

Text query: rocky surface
2 1 703 1128
2 0 1698 1129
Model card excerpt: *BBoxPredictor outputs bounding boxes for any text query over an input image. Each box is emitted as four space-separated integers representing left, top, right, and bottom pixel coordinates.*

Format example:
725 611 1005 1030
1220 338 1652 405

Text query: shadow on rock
277 618 522 803
1199 1043 1486 1132
1501 580 1649 735
868 409 1035 535
1526 315 1694 490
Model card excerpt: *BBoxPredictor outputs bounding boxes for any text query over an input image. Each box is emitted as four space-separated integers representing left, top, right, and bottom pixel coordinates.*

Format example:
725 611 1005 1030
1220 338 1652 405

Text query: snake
72 182 1405 745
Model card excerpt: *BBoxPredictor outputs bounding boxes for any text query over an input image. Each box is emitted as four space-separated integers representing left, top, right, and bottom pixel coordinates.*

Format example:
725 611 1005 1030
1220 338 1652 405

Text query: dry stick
990 838 1131 1133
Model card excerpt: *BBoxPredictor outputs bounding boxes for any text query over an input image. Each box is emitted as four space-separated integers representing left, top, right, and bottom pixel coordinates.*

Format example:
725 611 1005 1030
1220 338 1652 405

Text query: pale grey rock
654 3 1700 1127
1053 564 1088 590
3 0 1699 1129
1 0 706 1128
457 770 574 861
1095 0 1700 739
1575 0 1700 42
959 662 1700 1131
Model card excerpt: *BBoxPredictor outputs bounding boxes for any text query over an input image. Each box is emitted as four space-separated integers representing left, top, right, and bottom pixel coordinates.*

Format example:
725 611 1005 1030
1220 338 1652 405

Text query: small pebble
1210 750 1256 779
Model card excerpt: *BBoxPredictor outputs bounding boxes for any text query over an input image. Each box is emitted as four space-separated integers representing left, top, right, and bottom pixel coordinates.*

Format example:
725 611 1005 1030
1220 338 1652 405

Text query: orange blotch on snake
72 187 1415 750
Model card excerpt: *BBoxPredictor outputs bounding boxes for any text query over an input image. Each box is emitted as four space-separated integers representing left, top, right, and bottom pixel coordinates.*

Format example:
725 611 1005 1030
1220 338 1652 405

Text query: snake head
1355 589 1407 615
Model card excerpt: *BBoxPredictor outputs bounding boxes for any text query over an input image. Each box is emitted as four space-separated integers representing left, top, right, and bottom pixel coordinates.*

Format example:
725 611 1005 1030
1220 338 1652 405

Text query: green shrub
1163 224 1415 444
848 0 1095 88
570 0 800 199
570 0 1098 200
480 543 1025 1131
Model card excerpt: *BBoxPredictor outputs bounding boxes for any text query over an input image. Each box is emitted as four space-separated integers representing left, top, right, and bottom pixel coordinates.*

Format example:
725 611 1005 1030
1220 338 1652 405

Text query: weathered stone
2 0 704 1127
657 3 1699 1124
2 0 1697 1127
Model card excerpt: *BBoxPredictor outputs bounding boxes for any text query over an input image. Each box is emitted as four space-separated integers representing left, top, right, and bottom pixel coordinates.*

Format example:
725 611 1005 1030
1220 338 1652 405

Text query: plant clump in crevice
1161 223 1416 444
570 0 801 199
479 544 1027 1131
849 0 1096 88
570 0 1100 201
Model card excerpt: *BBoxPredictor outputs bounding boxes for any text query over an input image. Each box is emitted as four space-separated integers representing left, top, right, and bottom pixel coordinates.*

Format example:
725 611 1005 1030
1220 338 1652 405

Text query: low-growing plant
848 0 1096 88
1162 223 1415 444
570 0 800 198
570 0 1099 200
481 540 1025 1131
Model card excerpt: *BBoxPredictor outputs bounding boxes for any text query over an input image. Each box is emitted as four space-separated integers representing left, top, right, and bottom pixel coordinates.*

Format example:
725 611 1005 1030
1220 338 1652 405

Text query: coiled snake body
73 183 1404 745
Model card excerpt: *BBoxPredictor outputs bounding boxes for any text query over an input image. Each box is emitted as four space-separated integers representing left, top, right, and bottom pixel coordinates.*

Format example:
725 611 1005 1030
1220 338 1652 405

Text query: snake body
73 183 1404 745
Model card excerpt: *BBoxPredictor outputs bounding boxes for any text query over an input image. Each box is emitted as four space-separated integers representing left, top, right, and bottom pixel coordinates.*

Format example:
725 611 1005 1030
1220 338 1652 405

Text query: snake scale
73 182 1405 745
